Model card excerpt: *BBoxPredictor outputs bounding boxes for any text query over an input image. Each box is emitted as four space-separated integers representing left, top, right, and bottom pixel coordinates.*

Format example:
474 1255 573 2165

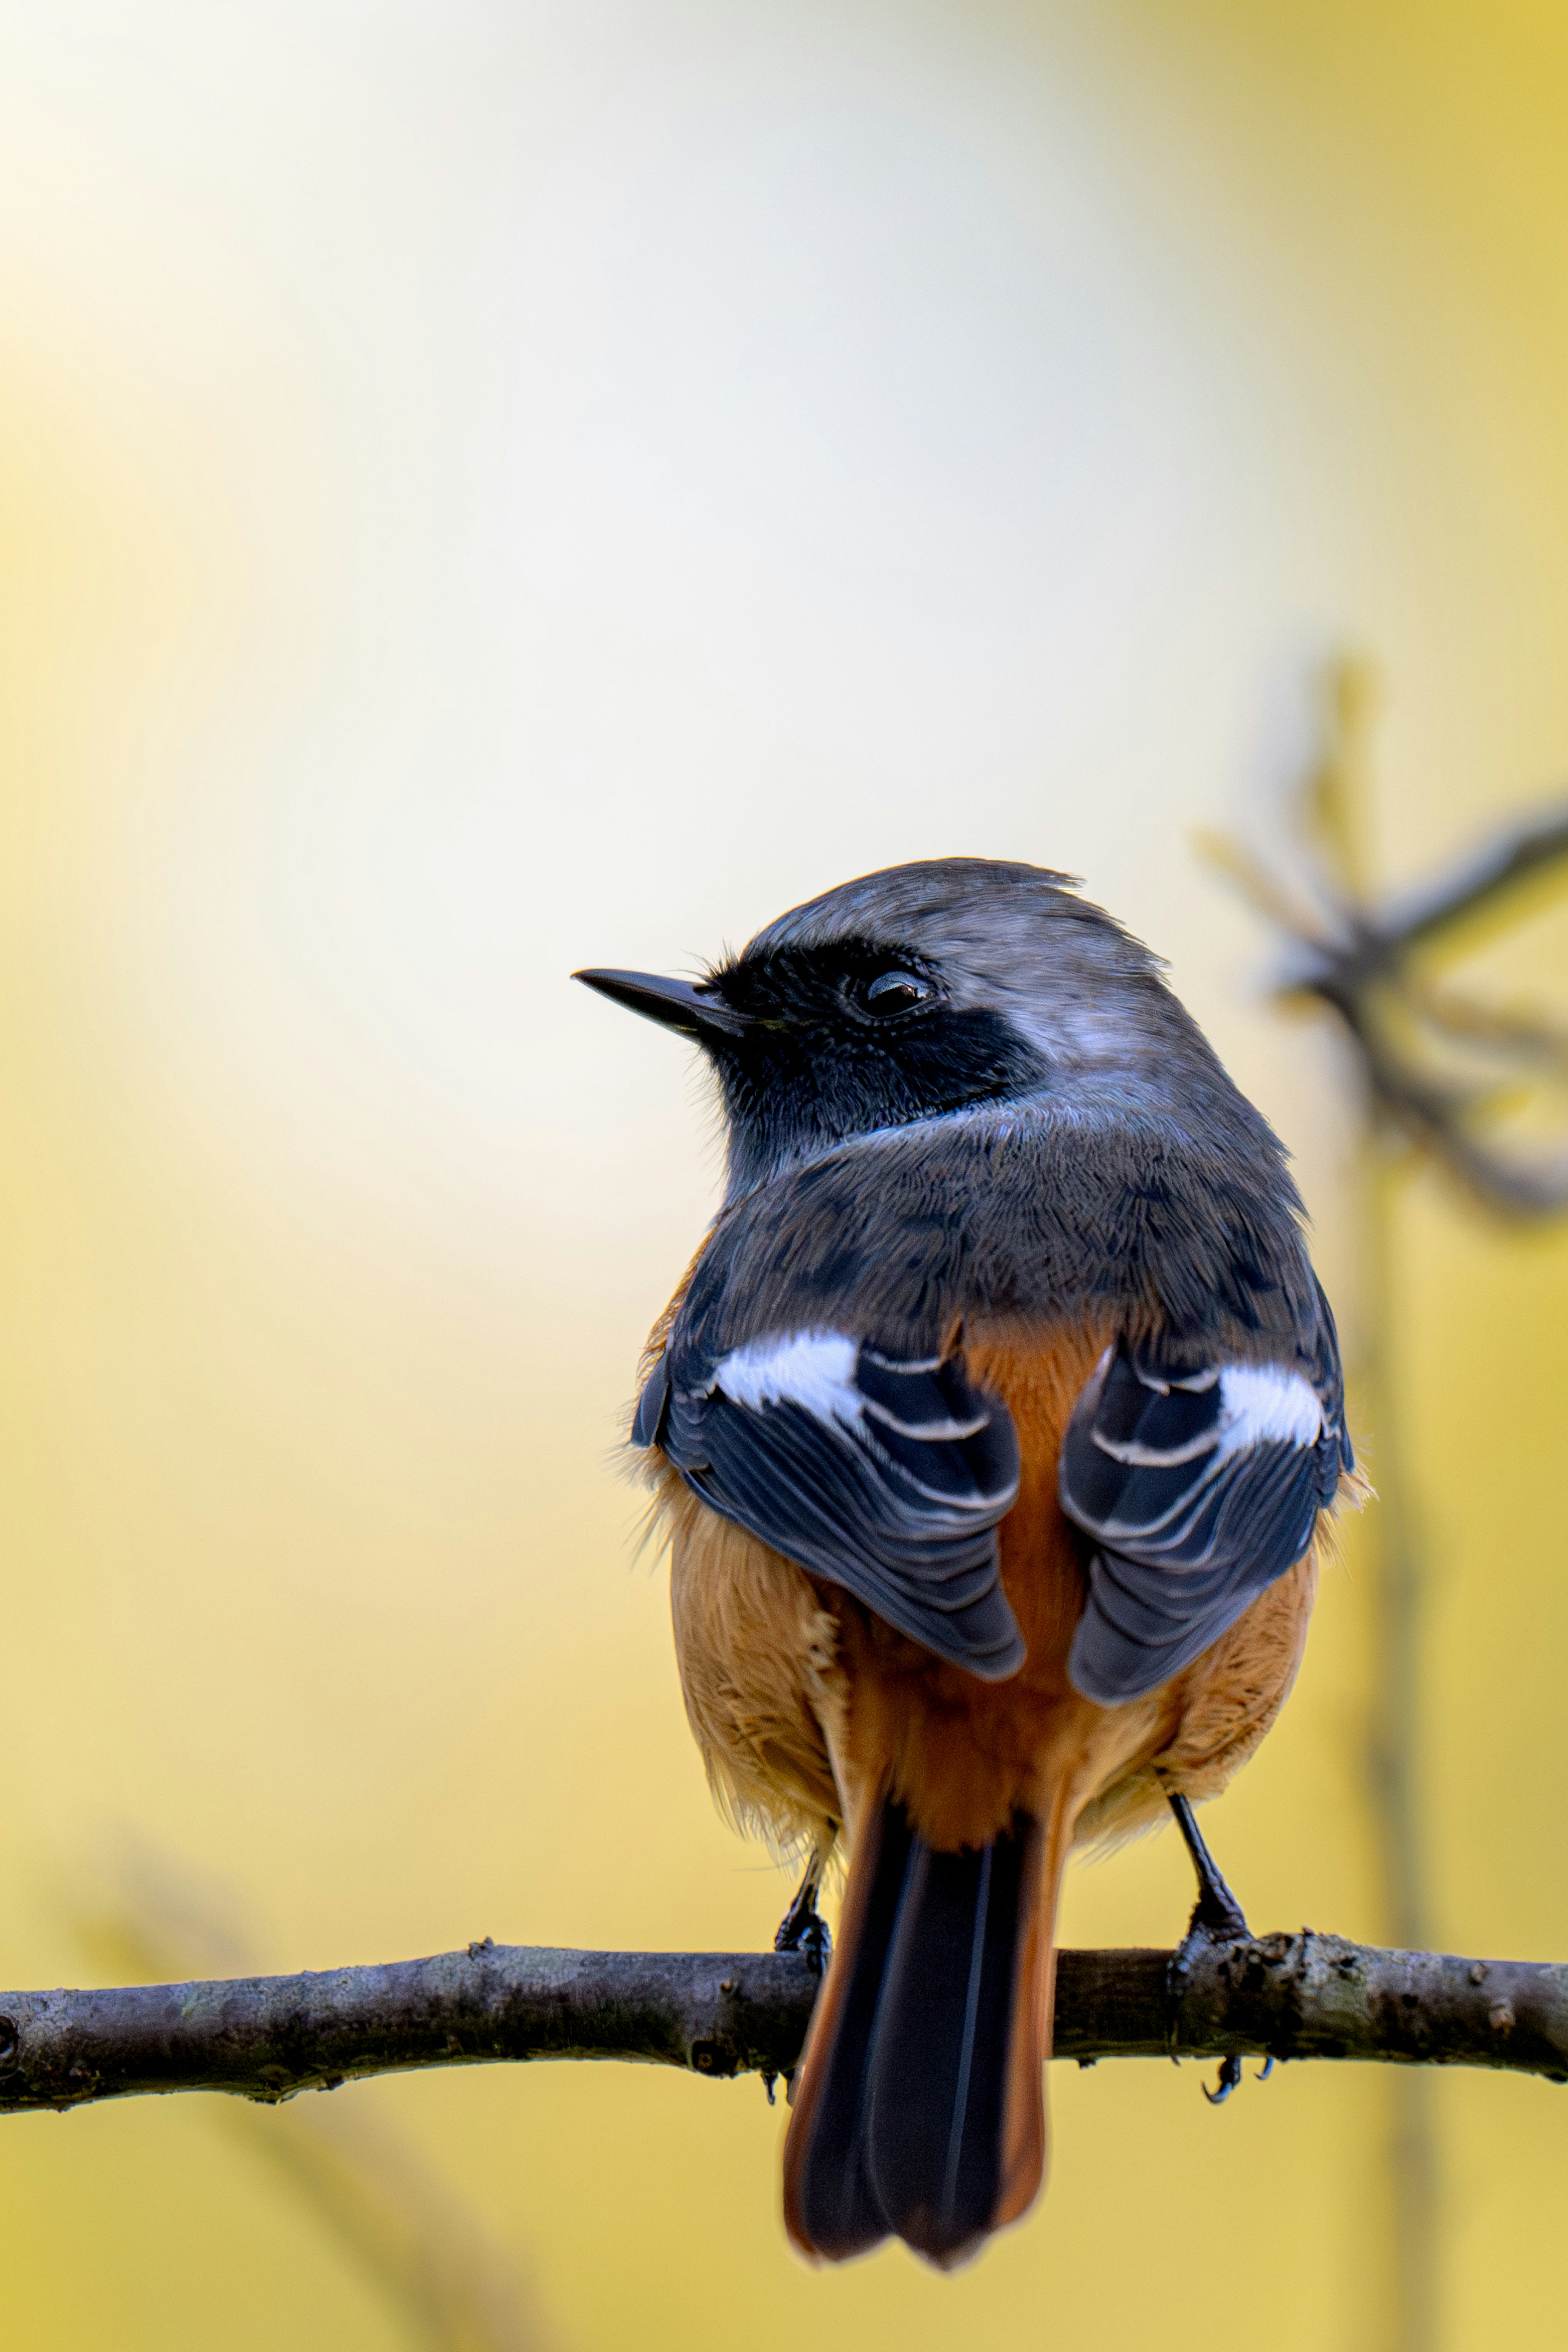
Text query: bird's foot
774 1858 832 1975
1163 1789 1270 2105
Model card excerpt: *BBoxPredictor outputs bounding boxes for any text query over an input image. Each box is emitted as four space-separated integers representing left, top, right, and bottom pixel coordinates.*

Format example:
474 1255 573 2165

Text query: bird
574 856 1358 2272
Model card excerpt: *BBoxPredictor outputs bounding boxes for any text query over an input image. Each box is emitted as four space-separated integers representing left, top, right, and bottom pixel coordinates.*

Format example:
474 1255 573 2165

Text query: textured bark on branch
1 1931 1564 2112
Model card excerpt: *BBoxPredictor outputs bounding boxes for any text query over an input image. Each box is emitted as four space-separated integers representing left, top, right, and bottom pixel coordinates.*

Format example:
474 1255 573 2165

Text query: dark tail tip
784 1797 1043 2269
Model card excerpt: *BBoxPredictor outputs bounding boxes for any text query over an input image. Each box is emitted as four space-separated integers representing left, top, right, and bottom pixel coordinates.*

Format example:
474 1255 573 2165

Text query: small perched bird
575 858 1356 2271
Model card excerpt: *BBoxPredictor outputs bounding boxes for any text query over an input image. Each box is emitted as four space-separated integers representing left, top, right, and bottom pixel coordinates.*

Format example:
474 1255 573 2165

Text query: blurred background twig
1200 655 1568 2352
70 1850 563 2352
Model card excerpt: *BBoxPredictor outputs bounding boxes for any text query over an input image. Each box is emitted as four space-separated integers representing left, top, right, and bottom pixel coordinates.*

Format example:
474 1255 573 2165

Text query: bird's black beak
572 968 755 1041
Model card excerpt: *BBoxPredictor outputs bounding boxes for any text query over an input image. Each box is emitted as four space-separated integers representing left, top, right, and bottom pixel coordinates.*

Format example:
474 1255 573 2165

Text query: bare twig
1198 763 1568 1216
1199 664 1568 2352
0 1935 1564 2113
1377 798 1568 950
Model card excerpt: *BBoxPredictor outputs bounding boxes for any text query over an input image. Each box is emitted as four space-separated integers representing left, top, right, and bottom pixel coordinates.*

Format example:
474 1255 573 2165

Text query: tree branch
2 1933 1564 2112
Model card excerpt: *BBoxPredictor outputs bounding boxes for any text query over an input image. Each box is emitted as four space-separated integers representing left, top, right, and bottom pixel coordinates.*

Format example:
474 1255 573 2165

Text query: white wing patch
1215 1363 1323 1456
712 1330 863 1425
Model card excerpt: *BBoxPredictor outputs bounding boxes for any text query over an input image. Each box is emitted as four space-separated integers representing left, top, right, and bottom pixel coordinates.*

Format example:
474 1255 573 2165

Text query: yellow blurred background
1 1 1566 2346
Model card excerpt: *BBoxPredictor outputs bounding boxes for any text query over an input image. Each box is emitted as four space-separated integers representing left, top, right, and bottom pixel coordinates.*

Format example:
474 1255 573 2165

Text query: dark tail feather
781 1796 916 2263
783 1795 1049 2270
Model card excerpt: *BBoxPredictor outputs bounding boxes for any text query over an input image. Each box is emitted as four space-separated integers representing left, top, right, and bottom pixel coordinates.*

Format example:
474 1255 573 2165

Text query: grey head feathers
699 857 1279 1201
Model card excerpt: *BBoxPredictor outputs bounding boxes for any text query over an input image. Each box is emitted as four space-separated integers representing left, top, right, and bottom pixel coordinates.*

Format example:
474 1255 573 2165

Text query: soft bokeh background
1 2 1566 2346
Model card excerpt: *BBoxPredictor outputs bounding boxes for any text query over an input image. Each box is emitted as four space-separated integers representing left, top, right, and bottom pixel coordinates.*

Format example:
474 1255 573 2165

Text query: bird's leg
1167 1790 1249 1941
774 1843 833 1975
1163 1790 1263 2106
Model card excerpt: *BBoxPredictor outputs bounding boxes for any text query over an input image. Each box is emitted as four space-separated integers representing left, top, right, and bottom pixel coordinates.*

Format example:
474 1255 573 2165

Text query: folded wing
635 1331 1024 1680
1058 1336 1352 1704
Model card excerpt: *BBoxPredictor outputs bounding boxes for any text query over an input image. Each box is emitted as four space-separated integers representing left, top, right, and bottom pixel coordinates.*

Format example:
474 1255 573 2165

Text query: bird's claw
1200 2052 1274 2105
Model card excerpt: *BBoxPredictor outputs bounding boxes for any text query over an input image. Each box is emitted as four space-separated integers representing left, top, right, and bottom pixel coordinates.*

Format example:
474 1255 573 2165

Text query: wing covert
1058 1335 1350 1705
636 1331 1025 1680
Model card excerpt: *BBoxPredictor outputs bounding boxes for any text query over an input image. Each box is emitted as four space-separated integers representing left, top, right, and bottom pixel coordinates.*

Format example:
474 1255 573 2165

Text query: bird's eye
864 970 934 1016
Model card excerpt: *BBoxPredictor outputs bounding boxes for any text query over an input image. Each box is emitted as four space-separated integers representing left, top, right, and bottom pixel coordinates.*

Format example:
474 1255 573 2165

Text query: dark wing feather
1059 1336 1350 1704
637 1336 1025 1681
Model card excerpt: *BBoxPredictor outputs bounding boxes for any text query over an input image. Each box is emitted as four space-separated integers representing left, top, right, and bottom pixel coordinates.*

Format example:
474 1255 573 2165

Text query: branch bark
2 1932 1565 2112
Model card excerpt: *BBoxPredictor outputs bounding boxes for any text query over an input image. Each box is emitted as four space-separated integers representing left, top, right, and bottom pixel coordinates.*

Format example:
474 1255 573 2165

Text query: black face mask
704 941 1049 1189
